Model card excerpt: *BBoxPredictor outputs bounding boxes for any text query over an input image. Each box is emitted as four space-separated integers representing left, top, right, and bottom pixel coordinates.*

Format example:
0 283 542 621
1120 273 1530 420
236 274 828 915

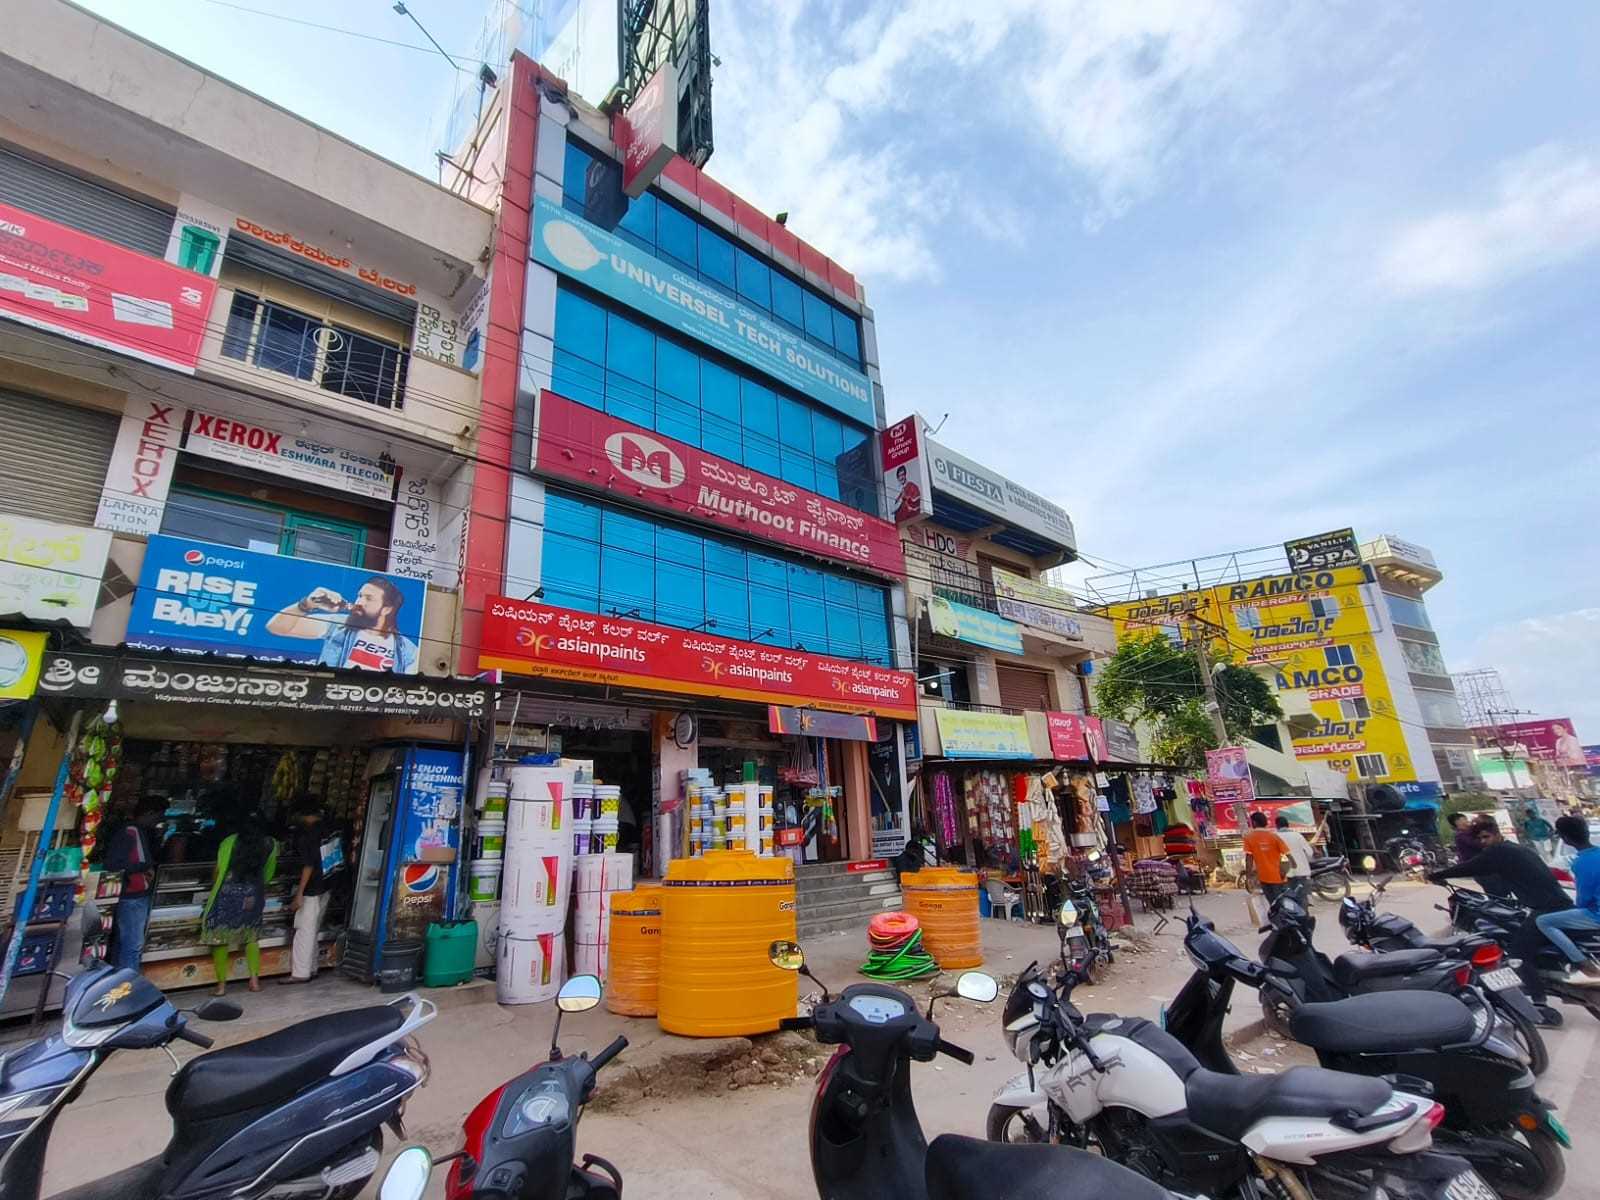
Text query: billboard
95 396 188 535
990 566 1083 638
927 595 1024 654
1284 528 1361 572
880 414 933 525
0 201 217 373
479 597 917 719
931 708 1032 759
0 513 112 628
126 536 427 672
1206 745 1255 806
1474 719 1585 768
1046 712 1106 761
184 410 399 501
925 438 1076 553
534 390 904 576
619 60 679 197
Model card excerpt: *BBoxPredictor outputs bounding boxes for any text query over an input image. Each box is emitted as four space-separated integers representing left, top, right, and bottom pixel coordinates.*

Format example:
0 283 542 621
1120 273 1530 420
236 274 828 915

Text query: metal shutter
0 390 118 524
0 145 173 257
996 664 1051 713
223 236 418 325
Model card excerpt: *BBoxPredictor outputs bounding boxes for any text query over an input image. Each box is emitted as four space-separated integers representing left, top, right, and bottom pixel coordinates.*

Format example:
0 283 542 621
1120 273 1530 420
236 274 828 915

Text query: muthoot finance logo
605 431 684 489
542 219 602 272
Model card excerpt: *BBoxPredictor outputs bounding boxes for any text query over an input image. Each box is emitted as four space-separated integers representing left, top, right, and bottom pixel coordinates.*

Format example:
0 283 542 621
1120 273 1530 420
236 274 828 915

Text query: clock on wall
672 711 697 748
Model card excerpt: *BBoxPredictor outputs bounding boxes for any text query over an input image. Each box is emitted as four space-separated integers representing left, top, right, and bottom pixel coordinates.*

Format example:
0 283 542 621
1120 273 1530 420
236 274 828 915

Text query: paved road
36 881 1600 1197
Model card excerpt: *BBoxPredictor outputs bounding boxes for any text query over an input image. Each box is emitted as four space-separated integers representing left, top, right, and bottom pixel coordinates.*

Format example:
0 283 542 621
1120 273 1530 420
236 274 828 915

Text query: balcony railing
220 290 410 409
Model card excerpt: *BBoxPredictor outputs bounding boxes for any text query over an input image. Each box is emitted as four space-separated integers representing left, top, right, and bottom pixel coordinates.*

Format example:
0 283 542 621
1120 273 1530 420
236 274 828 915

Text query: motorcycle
2 964 433 1200
1384 836 1439 882
1447 881 1600 1026
766 940 1173 1200
988 960 1490 1200
1059 880 1113 981
1167 908 1568 1200
1339 876 1548 1075
373 974 626 1200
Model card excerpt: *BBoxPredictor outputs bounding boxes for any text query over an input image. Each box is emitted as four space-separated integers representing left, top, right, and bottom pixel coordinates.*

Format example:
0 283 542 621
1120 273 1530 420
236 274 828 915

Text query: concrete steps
795 861 903 939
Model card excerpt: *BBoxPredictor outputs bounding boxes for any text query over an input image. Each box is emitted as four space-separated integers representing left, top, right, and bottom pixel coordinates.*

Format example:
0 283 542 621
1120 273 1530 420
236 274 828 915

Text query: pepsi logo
184 549 204 565
605 432 684 490
402 863 440 893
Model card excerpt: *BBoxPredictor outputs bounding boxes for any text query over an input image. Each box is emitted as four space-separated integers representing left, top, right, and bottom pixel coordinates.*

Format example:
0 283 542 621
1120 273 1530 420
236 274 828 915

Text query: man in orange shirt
1242 810 1290 903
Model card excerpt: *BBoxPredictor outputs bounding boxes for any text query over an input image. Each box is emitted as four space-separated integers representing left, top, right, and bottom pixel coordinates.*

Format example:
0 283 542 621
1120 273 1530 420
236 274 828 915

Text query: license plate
1546 1110 1571 1147
1442 1169 1496 1200
1480 967 1520 990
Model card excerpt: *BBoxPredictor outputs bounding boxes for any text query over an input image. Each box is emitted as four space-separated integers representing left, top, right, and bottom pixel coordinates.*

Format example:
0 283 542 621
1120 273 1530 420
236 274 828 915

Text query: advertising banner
1584 745 1600 777
125 536 427 672
535 390 905 576
95 396 188 535
531 196 874 425
925 437 1076 553
1212 797 1312 834
184 409 398 500
0 201 216 373
1102 718 1142 763
0 513 112 628
927 595 1025 654
619 60 679 197
990 566 1083 638
1473 718 1586 767
480 597 917 719
880 414 933 525
1046 712 1106 761
1284 528 1362 572
931 708 1033 759
1205 746 1255 806
768 706 879 741
0 629 47 700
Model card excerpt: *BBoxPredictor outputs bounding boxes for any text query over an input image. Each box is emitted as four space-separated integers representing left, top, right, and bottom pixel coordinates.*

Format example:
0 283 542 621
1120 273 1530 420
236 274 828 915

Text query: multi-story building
0 0 496 995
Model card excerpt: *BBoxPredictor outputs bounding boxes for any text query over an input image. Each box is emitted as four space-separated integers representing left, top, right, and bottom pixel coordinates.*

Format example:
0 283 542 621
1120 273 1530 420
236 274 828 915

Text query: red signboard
1046 712 1106 761
535 390 906 577
481 596 918 719
618 61 679 198
847 859 889 873
768 706 879 742
0 202 216 373
1472 718 1585 767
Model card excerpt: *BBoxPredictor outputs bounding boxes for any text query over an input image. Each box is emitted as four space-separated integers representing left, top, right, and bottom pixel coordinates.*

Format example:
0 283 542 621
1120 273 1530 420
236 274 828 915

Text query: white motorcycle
988 959 1495 1200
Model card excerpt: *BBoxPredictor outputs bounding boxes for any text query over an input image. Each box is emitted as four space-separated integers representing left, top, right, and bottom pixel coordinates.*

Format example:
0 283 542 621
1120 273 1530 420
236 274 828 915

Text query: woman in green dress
202 821 277 995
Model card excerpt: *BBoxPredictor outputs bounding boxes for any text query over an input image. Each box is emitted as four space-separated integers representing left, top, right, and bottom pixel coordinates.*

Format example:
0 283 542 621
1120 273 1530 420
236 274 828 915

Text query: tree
1094 632 1283 769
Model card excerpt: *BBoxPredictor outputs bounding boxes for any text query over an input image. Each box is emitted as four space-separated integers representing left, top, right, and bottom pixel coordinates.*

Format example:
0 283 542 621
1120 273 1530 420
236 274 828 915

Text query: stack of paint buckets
591 785 622 851
572 851 634 978
498 765 574 1004
569 780 594 855
684 780 776 858
469 779 508 973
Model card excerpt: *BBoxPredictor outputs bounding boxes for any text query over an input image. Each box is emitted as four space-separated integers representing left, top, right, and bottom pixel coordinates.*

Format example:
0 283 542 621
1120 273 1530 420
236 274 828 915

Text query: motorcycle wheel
1502 1004 1551 1076
1312 871 1350 902
1478 1128 1565 1200
986 1102 1049 1144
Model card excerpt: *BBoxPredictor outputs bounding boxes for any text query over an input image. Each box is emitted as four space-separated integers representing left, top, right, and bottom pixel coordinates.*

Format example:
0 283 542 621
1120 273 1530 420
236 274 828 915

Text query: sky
75 0 1600 738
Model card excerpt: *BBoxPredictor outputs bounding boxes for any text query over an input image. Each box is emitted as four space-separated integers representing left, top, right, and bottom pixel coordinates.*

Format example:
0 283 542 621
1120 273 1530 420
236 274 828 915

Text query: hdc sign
95 397 189 535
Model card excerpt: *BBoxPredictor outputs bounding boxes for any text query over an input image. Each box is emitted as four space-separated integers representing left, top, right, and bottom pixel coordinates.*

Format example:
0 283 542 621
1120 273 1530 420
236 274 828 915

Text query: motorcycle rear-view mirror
557 974 602 1014
769 940 805 972
956 972 999 1004
193 997 242 1022
379 1146 432 1200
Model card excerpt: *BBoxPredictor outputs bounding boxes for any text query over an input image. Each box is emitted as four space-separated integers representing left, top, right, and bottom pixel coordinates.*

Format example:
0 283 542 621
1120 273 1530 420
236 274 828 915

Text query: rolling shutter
0 145 173 257
0 390 118 524
996 664 1051 713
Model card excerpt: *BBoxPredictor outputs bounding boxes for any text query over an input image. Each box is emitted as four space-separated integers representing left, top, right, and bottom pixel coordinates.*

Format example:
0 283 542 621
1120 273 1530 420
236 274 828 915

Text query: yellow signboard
1103 565 1418 785
0 628 47 700
932 707 1033 759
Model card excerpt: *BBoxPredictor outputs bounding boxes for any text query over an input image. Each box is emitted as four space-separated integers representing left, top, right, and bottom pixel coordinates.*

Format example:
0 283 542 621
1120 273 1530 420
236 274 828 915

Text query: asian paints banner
480 597 917 719
531 196 873 424
126 536 426 672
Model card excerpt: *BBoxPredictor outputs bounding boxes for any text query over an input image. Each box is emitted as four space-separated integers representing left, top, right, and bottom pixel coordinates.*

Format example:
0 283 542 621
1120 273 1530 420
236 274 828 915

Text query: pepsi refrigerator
342 744 465 988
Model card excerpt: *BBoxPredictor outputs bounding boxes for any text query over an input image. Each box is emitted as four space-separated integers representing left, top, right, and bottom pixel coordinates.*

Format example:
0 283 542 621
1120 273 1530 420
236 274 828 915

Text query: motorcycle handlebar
175 1024 213 1049
936 1038 974 1065
588 1036 628 1073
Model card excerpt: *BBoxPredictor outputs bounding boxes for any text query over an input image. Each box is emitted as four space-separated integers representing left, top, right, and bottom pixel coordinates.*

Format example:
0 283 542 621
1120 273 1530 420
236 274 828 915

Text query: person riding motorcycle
1539 815 1600 984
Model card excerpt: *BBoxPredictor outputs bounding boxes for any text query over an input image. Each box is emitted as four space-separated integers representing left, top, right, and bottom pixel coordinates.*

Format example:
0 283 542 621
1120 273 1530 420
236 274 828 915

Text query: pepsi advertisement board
126 536 427 673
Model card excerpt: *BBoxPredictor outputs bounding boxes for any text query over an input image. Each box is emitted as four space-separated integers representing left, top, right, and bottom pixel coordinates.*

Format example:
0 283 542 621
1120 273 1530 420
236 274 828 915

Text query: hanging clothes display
1018 774 1067 873
1132 773 1157 815
931 772 961 851
964 770 1015 866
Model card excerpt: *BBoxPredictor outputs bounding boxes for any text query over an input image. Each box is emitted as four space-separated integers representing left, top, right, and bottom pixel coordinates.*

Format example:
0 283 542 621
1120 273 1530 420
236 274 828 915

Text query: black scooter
1339 877 1548 1074
375 974 626 1200
1447 882 1600 1025
1167 909 1568 1200
767 940 1172 1200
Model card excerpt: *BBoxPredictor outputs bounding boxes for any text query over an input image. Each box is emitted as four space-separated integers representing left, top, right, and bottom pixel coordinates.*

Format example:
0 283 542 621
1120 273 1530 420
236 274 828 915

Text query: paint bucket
476 819 506 859
467 859 502 902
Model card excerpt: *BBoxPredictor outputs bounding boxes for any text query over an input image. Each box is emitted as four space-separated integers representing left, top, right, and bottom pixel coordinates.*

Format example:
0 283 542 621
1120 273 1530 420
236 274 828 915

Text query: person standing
282 797 331 984
1274 814 1314 904
1448 812 1480 864
202 820 277 995
1521 805 1555 862
103 796 165 972
1242 811 1290 903
1535 816 1600 985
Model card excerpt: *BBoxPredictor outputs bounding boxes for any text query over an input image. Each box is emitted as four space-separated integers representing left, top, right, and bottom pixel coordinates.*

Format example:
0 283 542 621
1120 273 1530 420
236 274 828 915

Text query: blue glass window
736 249 772 309
616 190 656 248
655 559 703 627
698 227 736 290
741 381 781 477
771 273 804 330
600 546 653 619
803 290 834 349
832 309 860 362
657 202 698 269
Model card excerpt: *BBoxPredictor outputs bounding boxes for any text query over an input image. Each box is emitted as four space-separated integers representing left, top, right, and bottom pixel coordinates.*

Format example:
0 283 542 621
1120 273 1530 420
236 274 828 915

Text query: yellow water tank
900 868 983 969
606 884 663 1017
658 850 797 1037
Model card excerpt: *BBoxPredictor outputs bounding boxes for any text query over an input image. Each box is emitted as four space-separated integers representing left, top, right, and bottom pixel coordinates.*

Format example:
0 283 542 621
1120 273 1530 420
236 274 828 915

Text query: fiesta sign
479 597 918 719
535 390 905 577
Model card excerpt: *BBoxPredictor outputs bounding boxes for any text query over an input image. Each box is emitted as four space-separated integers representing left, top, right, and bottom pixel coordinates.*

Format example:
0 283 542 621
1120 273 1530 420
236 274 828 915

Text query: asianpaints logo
605 431 684 489
514 629 551 655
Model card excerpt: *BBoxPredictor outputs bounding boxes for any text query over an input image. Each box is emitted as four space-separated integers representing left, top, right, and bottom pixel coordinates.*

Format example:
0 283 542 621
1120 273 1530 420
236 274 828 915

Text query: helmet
1002 971 1043 1062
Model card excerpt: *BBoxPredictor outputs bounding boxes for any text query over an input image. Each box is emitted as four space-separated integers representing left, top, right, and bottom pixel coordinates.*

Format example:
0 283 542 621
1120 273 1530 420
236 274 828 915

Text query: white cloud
1382 144 1600 294
1463 609 1600 741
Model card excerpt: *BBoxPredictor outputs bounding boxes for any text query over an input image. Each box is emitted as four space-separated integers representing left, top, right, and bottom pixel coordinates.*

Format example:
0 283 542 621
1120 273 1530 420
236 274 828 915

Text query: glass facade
540 489 893 665
563 140 862 365
1384 591 1432 630
551 285 877 511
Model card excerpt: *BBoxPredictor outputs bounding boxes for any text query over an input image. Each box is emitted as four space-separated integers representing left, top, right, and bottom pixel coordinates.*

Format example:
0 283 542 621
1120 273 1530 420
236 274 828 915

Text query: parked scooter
767 940 1172 1200
2 964 433 1200
1339 876 1548 1074
1167 909 1568 1200
1060 879 1113 981
988 960 1489 1200
374 975 626 1200
1446 881 1600 1026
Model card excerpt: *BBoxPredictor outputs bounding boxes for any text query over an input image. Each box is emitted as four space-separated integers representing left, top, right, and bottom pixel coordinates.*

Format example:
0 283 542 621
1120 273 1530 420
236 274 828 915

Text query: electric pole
1188 617 1231 745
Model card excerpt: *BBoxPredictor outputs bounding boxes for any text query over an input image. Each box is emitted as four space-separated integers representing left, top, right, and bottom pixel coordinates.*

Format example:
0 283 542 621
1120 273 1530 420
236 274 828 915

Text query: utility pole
1188 617 1231 745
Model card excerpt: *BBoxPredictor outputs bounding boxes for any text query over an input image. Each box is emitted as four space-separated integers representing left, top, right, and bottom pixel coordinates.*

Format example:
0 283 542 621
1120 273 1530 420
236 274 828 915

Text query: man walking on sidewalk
282 797 332 984
1275 814 1314 904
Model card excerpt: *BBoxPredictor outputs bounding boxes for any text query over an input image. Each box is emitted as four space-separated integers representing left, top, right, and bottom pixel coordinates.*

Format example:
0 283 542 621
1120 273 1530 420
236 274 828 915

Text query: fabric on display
1106 775 1132 824
932 772 961 850
1020 774 1067 873
964 770 1015 865
1132 773 1156 815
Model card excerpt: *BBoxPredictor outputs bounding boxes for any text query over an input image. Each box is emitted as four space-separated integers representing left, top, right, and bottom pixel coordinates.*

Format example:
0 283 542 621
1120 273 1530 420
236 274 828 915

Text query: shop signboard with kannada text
34 651 489 718
989 566 1083 638
924 438 1076 554
95 396 188 536
0 629 47 700
927 595 1024 654
1046 712 1106 761
535 390 905 577
0 201 217 373
1205 745 1255 806
480 597 918 719
531 196 874 425
618 60 679 197
767 706 879 741
1284 528 1362 572
931 708 1033 760
183 410 399 501
0 513 112 628
880 414 933 525
1101 718 1141 763
125 536 427 672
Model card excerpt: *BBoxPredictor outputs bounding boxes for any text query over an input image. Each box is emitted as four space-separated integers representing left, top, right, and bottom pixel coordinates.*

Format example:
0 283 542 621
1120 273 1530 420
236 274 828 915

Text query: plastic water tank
606 884 663 1016
900 868 983 969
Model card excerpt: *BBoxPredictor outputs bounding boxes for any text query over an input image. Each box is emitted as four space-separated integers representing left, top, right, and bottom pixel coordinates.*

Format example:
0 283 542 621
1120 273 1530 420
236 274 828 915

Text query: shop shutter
0 390 118 525
0 146 173 257
996 664 1051 713
223 236 418 325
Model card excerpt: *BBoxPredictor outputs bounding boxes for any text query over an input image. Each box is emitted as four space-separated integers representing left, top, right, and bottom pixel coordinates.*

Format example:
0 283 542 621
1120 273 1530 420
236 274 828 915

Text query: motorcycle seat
925 1135 1171 1200
1290 991 1476 1054
1331 947 1443 988
166 1005 406 1121
1183 1065 1393 1141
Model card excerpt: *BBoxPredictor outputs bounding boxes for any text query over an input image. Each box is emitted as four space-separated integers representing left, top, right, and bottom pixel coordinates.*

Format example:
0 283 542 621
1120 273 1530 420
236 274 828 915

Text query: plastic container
378 942 425 993
497 929 565 1004
607 884 663 1016
899 868 983 969
658 849 797 1037
476 819 507 859
469 901 500 970
467 859 502 902
423 920 478 987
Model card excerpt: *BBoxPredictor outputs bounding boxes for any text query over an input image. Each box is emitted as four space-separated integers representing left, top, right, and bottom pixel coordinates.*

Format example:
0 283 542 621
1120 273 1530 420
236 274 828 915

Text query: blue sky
78 1 1600 737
